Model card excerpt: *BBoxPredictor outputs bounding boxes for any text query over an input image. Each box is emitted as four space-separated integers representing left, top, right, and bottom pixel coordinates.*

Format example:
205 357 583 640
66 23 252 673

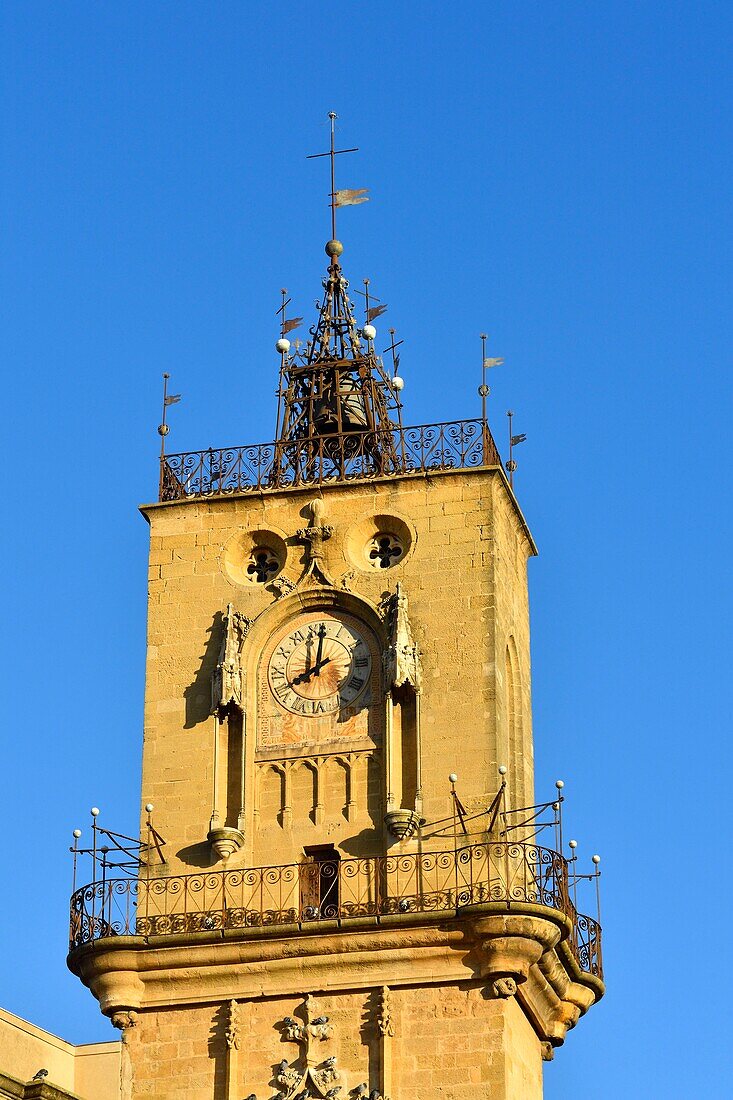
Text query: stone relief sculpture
209 605 251 861
382 583 421 692
381 585 422 841
212 603 252 715
296 498 337 588
245 995 355 1100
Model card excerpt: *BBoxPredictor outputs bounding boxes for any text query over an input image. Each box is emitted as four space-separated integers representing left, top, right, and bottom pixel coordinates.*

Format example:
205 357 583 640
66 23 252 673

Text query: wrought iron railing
159 419 501 501
69 841 602 979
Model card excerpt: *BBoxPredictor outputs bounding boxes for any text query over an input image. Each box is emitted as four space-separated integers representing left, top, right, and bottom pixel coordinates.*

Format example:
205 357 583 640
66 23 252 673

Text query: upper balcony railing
159 419 501 502
69 840 602 980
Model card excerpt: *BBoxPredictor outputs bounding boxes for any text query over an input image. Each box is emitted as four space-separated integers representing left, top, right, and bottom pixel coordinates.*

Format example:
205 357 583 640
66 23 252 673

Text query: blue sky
1 2 731 1096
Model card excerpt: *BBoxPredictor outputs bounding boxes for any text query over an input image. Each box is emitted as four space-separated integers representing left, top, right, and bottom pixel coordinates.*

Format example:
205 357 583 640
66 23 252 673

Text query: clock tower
68 128 604 1099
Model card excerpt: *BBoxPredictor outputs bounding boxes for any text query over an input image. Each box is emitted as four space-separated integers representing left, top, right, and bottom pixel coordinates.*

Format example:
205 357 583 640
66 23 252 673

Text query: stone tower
68 144 603 1099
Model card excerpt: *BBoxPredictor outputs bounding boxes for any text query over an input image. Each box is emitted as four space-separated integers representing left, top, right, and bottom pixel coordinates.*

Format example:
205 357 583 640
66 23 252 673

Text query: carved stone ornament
296 498 336 587
541 1040 555 1062
211 603 252 714
248 995 343 1100
272 575 298 599
492 976 518 999
377 986 394 1038
382 583 421 691
111 1010 138 1042
225 999 241 1050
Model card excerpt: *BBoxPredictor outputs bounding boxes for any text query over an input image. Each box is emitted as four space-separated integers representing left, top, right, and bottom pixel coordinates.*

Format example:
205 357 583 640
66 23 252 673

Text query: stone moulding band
68 840 602 980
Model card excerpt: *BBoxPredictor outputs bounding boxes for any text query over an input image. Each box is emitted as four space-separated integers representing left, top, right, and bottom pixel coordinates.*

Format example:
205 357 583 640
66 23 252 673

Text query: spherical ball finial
73 829 82 839
592 854 601 865
362 323 377 341
555 779 564 790
276 337 291 354
478 384 490 397
145 803 154 814
498 764 507 775
325 239 344 258
158 423 170 437
569 839 578 850
91 807 100 817
448 773 458 784
392 375 405 392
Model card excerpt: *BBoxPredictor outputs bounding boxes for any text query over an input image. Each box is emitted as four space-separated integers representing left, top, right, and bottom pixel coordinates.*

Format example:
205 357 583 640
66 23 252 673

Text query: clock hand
312 655 332 678
292 656 332 685
314 623 326 670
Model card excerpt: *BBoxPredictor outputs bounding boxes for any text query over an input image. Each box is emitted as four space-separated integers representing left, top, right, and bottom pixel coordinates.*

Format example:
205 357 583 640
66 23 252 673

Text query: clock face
267 616 373 716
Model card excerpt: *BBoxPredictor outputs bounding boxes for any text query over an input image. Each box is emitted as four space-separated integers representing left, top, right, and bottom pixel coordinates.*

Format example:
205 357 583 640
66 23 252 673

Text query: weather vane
505 410 526 488
478 334 504 426
307 111 369 243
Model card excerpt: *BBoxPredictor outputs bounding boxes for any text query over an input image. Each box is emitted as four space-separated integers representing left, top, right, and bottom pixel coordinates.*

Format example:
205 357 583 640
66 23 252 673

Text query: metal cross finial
383 327 403 377
276 288 291 338
306 111 359 242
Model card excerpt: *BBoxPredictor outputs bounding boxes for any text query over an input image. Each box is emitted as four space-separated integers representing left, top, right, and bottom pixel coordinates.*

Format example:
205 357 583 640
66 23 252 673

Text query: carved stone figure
492 976 518 998
111 1010 138 1043
382 583 421 691
211 603 251 714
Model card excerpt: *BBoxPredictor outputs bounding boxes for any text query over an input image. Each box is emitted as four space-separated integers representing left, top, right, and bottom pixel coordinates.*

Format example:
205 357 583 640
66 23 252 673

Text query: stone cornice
68 904 602 1049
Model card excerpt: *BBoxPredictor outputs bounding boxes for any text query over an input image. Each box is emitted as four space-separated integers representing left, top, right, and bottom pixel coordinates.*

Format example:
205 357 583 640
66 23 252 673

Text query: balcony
159 418 502 502
68 840 602 980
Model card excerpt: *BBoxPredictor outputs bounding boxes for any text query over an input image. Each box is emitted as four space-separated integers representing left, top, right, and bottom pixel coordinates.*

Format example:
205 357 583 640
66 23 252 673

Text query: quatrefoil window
368 534 404 569
246 549 280 583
